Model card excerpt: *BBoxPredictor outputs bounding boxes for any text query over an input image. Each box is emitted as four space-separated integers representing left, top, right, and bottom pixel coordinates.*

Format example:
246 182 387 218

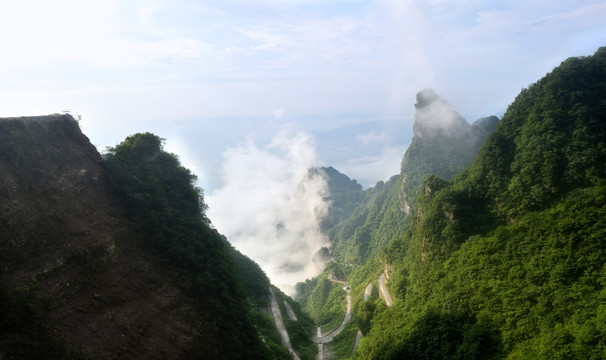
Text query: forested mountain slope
356 47 606 360
313 166 364 232
0 117 299 359
296 80 499 360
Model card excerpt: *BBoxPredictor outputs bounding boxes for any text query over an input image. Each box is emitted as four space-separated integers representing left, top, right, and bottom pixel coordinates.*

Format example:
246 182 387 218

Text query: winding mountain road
269 288 301 360
327 272 347 284
312 287 351 344
313 272 392 358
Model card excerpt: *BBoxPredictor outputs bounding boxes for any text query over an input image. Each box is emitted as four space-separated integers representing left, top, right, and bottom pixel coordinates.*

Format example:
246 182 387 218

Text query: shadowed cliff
0 115 270 359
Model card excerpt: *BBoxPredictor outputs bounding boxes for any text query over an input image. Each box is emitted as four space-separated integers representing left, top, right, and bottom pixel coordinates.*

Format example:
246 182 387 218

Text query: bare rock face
0 115 204 359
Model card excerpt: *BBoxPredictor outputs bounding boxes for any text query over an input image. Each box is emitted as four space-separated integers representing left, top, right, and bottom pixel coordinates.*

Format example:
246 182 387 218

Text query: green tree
104 133 268 359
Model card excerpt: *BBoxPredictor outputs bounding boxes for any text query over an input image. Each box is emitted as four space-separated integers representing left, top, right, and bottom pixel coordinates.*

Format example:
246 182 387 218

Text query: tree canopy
104 132 268 359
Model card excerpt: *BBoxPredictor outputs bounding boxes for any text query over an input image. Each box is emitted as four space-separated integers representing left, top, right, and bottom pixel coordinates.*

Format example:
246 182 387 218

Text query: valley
1 48 605 359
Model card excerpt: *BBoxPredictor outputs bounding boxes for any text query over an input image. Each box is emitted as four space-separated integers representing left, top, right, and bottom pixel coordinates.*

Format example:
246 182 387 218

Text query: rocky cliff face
0 115 209 359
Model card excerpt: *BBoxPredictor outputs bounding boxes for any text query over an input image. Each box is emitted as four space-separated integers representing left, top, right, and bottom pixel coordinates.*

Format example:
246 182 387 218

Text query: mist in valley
207 131 331 295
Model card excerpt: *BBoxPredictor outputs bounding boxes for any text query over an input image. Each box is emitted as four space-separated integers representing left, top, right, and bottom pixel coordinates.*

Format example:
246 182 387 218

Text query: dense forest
104 133 264 358
299 47 606 359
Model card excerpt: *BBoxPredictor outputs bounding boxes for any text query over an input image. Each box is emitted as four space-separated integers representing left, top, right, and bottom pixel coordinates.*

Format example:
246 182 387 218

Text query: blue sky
1 0 604 190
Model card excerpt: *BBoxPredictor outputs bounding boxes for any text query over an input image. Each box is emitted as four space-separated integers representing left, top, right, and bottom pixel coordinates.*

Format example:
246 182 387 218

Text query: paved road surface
327 272 347 284
352 330 363 352
284 300 298 321
378 272 393 307
363 282 373 301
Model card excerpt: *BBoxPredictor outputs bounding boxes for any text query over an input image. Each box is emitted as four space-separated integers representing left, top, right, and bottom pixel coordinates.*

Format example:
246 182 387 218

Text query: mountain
0 116 301 359
353 47 606 359
294 90 498 360
320 90 498 264
310 166 364 233
296 47 605 360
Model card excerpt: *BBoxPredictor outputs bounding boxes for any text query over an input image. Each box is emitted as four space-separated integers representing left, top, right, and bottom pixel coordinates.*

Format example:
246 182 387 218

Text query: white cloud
207 131 330 295
377 0 435 112
0 1 216 69
138 3 162 20
238 15 370 68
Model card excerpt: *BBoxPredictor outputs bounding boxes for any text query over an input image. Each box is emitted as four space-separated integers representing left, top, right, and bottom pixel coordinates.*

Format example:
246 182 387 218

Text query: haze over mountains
207 85 497 294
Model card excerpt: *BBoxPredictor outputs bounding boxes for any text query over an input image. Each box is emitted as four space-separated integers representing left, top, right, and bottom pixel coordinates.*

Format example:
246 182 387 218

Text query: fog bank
207 131 330 295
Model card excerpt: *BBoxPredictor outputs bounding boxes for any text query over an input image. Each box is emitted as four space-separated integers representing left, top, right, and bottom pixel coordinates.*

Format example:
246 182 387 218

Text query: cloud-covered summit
413 88 470 140
399 89 499 215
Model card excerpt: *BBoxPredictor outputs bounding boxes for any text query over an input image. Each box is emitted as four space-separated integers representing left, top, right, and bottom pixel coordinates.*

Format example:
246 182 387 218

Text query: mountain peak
413 89 470 139
414 88 443 109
